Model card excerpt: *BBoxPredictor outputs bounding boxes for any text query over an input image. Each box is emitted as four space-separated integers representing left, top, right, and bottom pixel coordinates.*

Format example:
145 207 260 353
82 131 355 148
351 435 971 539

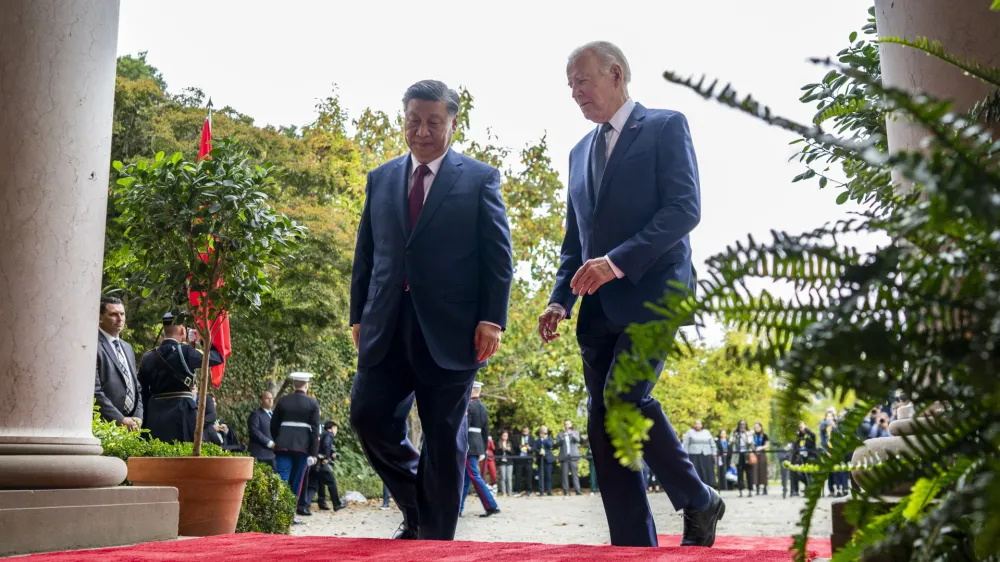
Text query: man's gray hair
292 380 308 390
567 41 632 85
402 80 461 116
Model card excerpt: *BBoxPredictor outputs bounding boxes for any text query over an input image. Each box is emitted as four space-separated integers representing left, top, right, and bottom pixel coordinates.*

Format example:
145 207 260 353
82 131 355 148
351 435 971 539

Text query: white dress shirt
409 150 501 332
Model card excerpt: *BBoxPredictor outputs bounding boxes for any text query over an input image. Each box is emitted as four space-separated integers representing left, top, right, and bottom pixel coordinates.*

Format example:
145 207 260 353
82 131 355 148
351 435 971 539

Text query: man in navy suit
538 41 724 548
247 390 276 471
349 79 514 541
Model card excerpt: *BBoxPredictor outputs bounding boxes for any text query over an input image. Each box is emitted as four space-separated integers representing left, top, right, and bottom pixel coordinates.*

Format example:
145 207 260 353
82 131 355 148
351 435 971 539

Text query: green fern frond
816 98 869 125
878 36 1000 87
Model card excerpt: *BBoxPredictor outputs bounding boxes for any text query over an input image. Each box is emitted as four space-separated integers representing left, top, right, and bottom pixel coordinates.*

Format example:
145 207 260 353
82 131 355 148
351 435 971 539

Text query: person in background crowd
95 296 143 430
730 420 755 497
480 435 497 489
683 420 717 488
556 420 583 496
381 483 392 511
496 430 514 496
248 390 276 471
778 442 793 498
791 421 817 496
271 372 320 518
859 407 879 442
306 421 346 511
536 426 555 496
819 411 847 497
141 312 223 443
513 426 536 497
460 382 501 518
869 412 892 439
715 429 730 491
752 422 769 496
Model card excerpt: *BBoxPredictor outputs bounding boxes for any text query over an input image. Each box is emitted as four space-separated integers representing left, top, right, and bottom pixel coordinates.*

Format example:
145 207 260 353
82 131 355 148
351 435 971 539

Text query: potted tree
111 137 304 536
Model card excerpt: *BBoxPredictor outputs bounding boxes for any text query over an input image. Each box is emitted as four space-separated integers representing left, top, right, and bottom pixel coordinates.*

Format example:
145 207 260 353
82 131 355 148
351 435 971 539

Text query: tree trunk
191 311 214 457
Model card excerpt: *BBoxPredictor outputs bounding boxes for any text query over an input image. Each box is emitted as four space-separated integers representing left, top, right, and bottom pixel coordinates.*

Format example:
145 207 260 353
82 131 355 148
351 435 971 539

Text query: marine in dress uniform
271 372 321 509
139 312 224 443
459 382 500 517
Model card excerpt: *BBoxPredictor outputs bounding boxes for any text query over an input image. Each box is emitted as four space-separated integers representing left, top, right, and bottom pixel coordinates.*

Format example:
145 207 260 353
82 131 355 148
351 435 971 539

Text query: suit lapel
408 149 463 245
392 157 409 238
100 336 126 379
595 103 646 211
584 127 600 210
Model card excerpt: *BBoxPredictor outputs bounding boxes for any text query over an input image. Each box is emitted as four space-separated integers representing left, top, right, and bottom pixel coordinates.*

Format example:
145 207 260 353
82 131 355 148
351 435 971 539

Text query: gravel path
292 488 833 544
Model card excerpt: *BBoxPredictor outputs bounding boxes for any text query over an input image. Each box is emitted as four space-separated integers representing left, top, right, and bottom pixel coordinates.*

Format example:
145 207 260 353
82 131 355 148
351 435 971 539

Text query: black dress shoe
681 488 725 547
391 523 419 540
333 503 347 511
296 508 312 516
479 508 501 518
317 504 331 511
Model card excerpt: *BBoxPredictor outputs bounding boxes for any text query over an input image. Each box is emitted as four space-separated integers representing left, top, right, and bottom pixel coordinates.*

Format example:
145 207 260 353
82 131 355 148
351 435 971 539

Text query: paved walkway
292 488 833 544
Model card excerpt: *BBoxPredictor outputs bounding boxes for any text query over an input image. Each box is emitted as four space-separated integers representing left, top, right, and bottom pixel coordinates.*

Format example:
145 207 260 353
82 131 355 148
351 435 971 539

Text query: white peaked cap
472 381 484 389
288 372 314 382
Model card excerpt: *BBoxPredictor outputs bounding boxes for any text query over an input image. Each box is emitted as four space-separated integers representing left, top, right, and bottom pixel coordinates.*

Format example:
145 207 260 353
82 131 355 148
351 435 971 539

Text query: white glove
306 456 317 467
479 455 486 462
267 441 274 449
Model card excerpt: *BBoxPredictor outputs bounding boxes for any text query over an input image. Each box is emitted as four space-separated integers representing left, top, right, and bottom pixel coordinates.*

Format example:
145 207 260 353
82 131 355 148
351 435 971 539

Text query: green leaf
116 177 135 187
849 31 857 42
112 161 123 172
141 287 151 298
171 152 183 164
208 202 222 213
836 191 850 204
155 151 165 162
991 0 1000 10
819 176 828 188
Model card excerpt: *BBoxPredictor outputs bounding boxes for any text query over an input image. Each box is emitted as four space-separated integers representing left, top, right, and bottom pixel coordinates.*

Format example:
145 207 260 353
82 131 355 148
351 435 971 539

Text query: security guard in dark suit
139 312 224 443
271 372 321 514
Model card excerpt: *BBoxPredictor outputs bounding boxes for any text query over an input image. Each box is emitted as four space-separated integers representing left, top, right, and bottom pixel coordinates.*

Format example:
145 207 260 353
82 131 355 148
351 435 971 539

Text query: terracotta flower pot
127 456 253 536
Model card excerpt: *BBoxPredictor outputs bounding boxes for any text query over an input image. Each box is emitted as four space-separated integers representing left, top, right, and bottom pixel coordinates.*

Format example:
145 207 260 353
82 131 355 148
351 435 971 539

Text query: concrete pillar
0 1 178 554
875 0 1000 156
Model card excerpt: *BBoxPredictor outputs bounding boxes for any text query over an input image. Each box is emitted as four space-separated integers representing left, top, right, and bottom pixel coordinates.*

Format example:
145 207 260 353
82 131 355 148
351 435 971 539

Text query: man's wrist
603 255 625 279
478 321 502 331
547 303 568 318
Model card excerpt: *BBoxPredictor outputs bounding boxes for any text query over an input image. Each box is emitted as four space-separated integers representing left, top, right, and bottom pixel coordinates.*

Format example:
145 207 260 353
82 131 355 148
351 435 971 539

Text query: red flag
190 100 231 387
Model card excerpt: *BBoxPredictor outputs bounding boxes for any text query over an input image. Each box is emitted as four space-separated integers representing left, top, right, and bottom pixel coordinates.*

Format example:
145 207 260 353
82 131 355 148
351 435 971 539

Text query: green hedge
93 406 295 534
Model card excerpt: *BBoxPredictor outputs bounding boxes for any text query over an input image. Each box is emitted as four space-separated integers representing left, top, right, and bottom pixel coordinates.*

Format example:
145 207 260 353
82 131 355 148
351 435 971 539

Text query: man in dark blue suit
539 41 724 548
349 79 514 541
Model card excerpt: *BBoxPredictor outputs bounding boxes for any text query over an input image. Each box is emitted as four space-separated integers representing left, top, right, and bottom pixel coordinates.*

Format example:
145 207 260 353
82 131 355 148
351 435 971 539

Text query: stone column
875 0 1000 157
0 1 177 555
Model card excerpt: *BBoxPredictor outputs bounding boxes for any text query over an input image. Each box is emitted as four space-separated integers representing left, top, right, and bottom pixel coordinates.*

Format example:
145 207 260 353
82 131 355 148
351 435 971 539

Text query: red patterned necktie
409 164 430 231
404 164 431 292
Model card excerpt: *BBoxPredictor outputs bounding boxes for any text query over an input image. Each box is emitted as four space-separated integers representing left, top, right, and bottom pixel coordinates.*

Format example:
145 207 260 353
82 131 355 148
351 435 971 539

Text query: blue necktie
591 123 613 199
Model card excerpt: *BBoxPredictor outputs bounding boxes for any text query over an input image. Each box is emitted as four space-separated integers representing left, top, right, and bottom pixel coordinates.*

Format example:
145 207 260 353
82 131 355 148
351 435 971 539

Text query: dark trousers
276 452 308 503
514 457 533 494
349 294 477 540
306 465 340 507
538 461 554 494
577 294 711 547
736 453 754 492
716 454 730 491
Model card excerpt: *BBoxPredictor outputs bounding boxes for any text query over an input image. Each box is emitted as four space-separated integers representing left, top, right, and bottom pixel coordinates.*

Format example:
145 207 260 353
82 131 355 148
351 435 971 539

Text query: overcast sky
118 0 880 340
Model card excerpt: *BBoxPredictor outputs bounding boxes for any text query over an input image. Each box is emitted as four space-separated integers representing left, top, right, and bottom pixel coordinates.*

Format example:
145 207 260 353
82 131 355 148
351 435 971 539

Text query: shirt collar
607 98 637 134
99 328 119 344
409 150 448 178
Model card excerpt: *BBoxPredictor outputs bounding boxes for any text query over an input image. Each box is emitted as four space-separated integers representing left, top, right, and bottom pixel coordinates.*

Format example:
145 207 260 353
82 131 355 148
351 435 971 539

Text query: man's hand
537 304 567 343
121 417 139 431
570 257 616 296
474 323 501 362
352 324 360 350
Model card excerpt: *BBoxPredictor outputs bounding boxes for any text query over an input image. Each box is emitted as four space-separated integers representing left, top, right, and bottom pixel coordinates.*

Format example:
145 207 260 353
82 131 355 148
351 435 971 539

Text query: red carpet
659 535 832 558
19 533 827 561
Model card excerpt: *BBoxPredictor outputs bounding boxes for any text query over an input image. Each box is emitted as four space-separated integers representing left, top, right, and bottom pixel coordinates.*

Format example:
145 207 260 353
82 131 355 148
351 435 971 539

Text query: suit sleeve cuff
604 256 625 279
478 321 503 330
548 303 568 317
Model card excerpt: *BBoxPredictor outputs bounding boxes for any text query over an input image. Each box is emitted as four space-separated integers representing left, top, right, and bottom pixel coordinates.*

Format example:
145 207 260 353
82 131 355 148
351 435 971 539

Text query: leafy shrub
236 461 296 534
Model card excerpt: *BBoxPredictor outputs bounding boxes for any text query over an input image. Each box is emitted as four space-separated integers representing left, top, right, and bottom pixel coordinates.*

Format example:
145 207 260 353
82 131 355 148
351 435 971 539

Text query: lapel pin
630 124 637 130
